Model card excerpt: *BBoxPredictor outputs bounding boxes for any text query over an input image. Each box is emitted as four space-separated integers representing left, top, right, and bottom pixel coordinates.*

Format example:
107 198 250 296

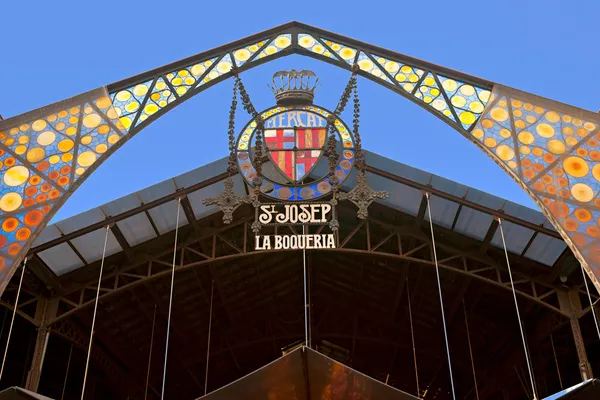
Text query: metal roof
29 151 567 276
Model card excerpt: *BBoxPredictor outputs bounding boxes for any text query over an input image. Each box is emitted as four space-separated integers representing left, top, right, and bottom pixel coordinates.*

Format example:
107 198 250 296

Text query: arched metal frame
0 21 599 297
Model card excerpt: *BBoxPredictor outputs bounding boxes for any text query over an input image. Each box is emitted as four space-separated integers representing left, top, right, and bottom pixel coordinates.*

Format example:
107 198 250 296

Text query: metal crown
269 69 319 105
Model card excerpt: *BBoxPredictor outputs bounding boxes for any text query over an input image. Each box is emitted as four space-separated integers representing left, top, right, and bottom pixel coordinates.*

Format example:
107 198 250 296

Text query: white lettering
255 234 336 250
259 203 332 225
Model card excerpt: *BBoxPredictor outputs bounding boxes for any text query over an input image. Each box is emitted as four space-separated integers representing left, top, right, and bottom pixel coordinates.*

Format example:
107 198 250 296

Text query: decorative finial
268 69 319 105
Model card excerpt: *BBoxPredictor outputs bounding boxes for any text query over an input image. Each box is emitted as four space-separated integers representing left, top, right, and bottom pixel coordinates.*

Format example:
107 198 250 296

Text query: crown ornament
269 69 319 105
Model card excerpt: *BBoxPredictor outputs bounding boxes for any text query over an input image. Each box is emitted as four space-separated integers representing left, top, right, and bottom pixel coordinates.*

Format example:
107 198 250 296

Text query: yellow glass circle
83 114 102 129
384 61 399 73
484 138 497 148
545 111 560 123
490 107 509 122
442 79 457 92
275 36 291 48
519 146 531 155
75 167 85 176
470 102 484 113
81 136 92 145
358 59 373 71
518 131 534 145
49 155 60 164
115 91 131 102
547 139 566 154
451 96 466 108
536 123 555 138
472 129 484 139
18 136 29 145
32 120 47 132
216 61 232 74
176 87 187 96
340 48 356 60
563 156 589 177
15 145 26 155
77 151 96 167
459 111 476 125
299 36 315 48
592 163 600 182
459 85 475 96
155 81 167 91
108 134 120 144
571 183 594 202
0 192 22 212
133 84 149 97
26 148 45 163
144 104 159 115
96 144 107 154
500 128 511 138
496 144 515 161
62 153 73 162
4 165 29 187
58 139 74 153
125 102 139 113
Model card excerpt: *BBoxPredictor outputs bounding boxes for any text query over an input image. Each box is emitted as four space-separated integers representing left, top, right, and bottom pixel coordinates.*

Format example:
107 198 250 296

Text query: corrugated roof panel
100 193 142 217
32 225 61 247
425 195 459 229
500 201 547 226
365 172 422 216
55 207 106 234
147 200 189 234
71 229 122 263
524 234 568 266
454 207 494 240
465 188 505 211
38 243 84 275
430 175 468 198
187 176 247 220
174 158 228 189
491 220 535 255
366 152 431 185
137 179 177 204
116 214 157 247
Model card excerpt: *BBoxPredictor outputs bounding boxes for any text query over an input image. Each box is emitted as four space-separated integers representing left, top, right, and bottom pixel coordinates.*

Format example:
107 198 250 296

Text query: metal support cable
303 224 309 348
425 193 456 400
145 305 157 400
498 218 537 400
204 280 214 396
550 334 563 390
0 257 27 382
161 198 181 400
61 344 73 400
462 298 479 400
81 226 110 400
406 277 420 398
580 264 600 341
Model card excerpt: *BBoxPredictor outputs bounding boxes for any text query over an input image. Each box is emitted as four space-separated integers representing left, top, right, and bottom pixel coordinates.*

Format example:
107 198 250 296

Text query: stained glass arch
0 21 599 296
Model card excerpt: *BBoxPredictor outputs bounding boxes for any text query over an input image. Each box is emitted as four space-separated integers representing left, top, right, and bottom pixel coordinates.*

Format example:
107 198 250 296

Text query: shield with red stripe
265 128 327 182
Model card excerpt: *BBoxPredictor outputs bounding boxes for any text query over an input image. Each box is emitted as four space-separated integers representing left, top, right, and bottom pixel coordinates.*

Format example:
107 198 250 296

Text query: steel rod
580 264 600 341
145 305 157 400
303 224 308 348
81 226 110 400
550 334 563 390
61 344 73 400
425 193 456 400
498 219 537 400
462 298 479 400
161 198 181 400
406 277 420 398
0 258 27 382
204 280 214 395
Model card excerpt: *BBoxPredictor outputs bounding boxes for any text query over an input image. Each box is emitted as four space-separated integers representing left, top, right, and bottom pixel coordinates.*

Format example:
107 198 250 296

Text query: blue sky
1 0 599 221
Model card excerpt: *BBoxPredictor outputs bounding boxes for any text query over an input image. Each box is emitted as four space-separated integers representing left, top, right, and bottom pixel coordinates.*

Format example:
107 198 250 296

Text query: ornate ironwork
269 70 318 105
338 171 388 219
202 177 251 224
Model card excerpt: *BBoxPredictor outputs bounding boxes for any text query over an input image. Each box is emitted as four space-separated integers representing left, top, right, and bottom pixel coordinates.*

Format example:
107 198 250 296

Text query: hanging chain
328 72 358 190
235 75 264 181
352 79 364 173
226 80 239 175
